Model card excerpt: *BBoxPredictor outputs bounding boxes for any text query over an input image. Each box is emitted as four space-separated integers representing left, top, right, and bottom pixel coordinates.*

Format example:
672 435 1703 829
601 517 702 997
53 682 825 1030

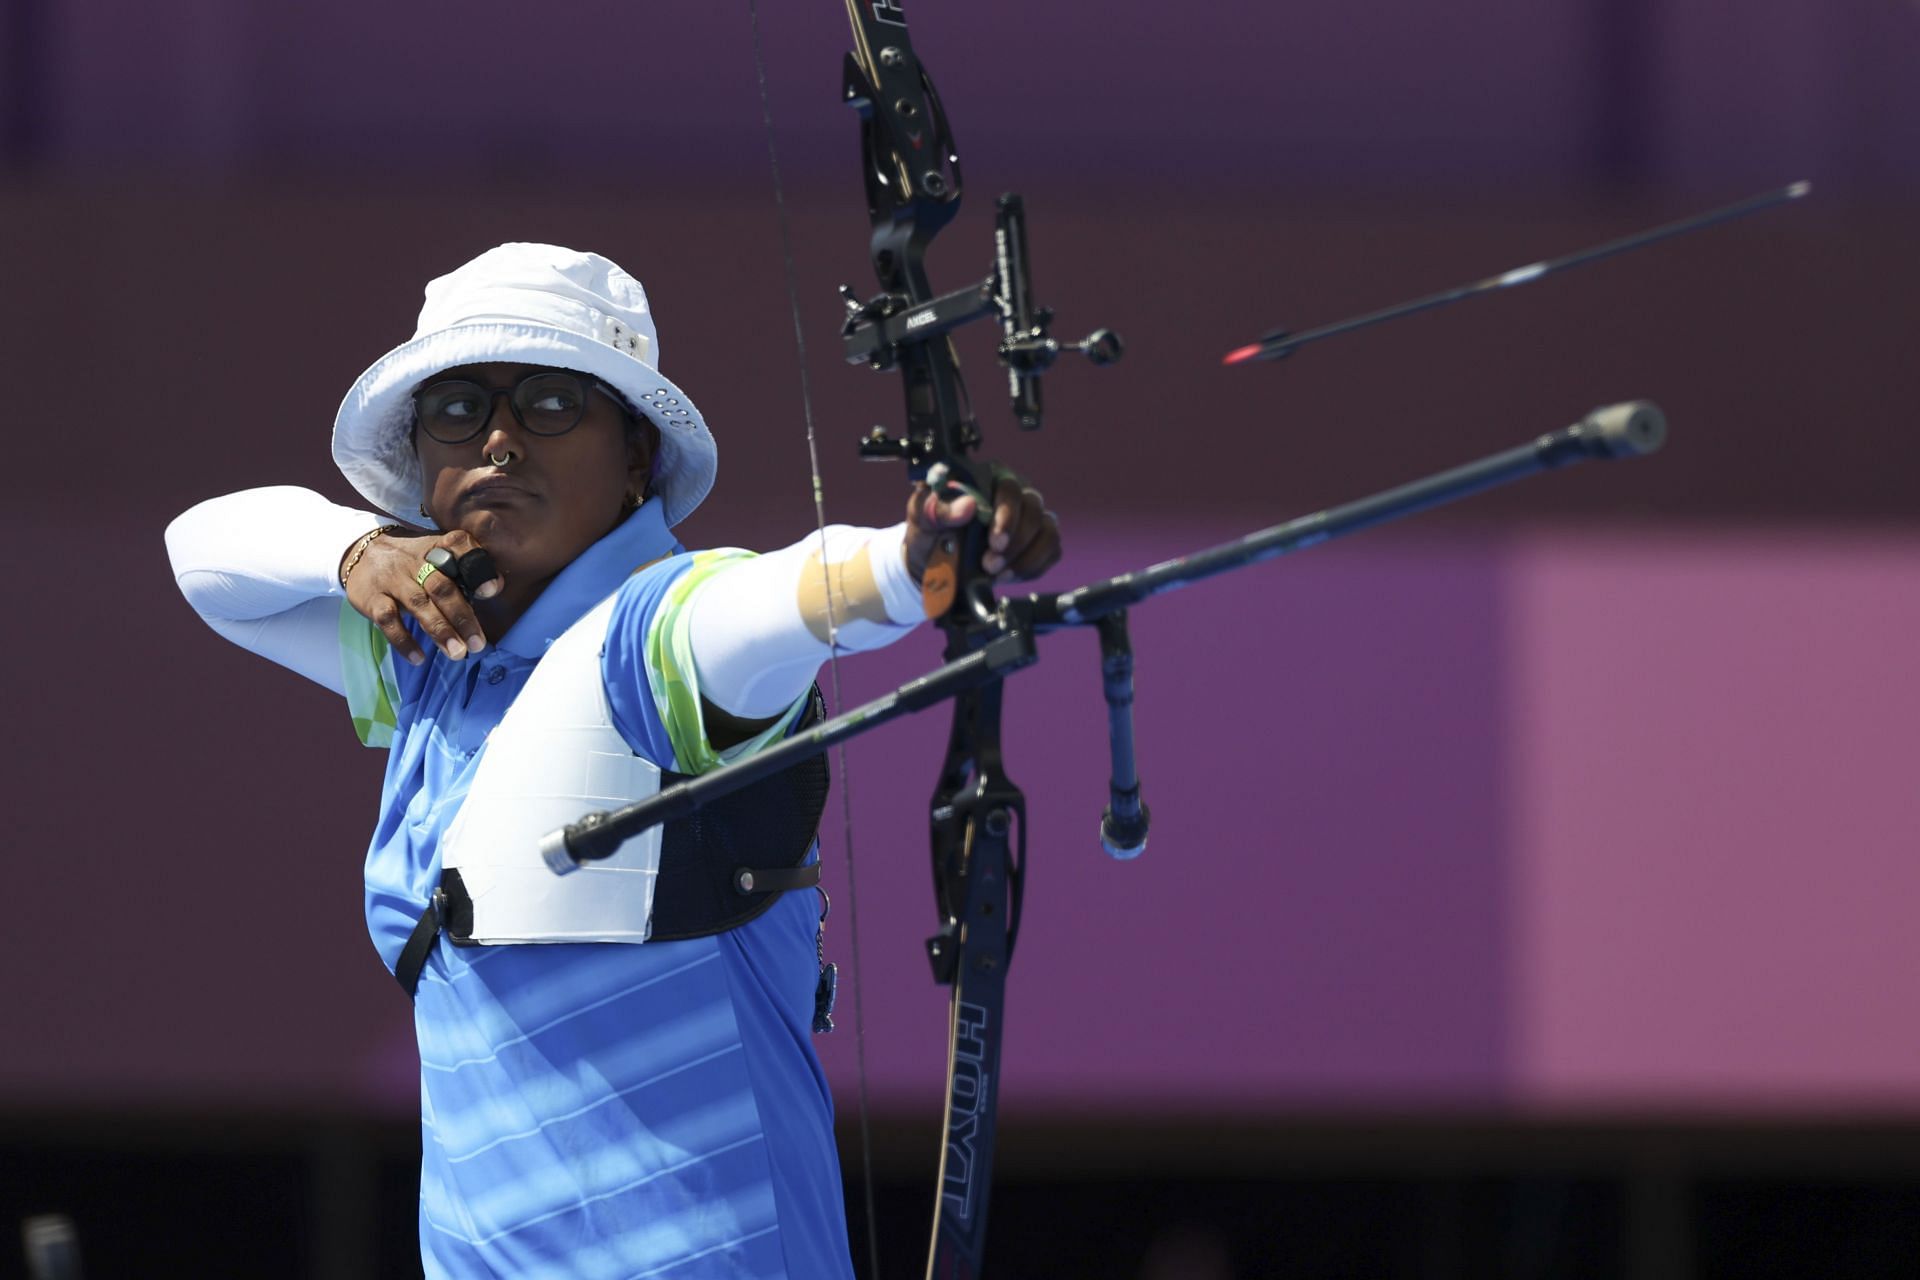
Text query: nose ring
489 450 514 467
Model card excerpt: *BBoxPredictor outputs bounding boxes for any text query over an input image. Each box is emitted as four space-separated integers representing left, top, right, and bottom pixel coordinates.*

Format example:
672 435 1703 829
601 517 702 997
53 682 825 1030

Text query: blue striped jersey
349 502 854 1279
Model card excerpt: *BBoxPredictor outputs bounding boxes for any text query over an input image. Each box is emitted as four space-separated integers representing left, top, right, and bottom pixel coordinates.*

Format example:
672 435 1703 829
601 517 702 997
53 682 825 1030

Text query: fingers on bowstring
414 562 485 659
457 549 503 600
435 530 504 601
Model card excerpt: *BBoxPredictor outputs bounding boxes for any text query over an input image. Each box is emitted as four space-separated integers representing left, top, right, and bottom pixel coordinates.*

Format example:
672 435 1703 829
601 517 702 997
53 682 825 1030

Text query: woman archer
165 242 1059 1278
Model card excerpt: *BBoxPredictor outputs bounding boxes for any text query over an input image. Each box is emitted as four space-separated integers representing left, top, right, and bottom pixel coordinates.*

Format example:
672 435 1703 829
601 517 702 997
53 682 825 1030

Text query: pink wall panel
1510 534 1920 1108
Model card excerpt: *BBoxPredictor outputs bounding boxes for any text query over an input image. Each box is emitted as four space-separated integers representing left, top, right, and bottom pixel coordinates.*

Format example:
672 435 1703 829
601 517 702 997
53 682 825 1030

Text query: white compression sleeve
689 522 925 719
165 486 387 695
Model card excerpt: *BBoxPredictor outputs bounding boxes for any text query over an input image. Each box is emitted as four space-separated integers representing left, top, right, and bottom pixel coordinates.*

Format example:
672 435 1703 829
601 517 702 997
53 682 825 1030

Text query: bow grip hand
904 465 1062 602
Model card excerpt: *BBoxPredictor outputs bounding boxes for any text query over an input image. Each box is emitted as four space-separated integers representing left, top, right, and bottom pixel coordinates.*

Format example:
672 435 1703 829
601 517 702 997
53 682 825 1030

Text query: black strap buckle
393 887 446 998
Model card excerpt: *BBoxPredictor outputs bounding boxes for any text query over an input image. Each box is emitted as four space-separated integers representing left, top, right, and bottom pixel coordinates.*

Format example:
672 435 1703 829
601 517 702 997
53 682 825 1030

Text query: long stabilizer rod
1034 402 1665 625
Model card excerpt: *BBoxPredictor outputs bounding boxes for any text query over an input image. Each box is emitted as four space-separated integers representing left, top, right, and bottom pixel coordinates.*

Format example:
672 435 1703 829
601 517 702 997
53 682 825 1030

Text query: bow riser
836 4 1071 1274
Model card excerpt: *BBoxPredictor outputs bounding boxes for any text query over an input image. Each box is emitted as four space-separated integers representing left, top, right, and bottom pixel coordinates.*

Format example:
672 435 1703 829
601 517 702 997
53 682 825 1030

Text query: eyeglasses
412 370 628 445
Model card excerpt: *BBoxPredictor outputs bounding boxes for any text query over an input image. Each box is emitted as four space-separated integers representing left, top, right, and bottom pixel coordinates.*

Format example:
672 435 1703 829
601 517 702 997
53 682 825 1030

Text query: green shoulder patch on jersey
339 601 401 748
648 550 808 774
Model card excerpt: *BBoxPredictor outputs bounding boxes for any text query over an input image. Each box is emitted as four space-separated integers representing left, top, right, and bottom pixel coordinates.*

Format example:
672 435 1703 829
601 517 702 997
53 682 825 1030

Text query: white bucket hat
332 242 717 528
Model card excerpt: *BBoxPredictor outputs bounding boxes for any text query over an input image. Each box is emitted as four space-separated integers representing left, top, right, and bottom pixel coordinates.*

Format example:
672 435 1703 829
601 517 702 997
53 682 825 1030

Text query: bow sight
837 2 1120 467
840 193 1123 446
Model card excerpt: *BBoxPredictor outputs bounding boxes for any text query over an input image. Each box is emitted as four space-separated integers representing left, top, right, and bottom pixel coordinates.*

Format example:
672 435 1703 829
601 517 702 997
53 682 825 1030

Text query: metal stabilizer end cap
1100 807 1149 860
1584 401 1668 458
1075 329 1125 366
540 828 581 877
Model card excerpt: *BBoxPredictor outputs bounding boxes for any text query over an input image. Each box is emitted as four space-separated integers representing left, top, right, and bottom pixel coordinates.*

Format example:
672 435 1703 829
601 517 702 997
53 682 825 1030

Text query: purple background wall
3 0 1917 1122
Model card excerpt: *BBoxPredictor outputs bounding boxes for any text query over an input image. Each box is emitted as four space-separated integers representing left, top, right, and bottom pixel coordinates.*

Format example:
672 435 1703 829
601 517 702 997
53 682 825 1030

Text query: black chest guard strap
396 687 832 997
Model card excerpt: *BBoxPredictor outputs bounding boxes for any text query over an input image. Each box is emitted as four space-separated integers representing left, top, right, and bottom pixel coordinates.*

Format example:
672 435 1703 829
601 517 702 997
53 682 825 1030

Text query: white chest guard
439 593 663 945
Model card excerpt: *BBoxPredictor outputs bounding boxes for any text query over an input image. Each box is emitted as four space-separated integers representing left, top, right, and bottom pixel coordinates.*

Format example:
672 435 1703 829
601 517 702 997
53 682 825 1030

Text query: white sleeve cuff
689 522 927 719
166 486 386 618
164 486 390 695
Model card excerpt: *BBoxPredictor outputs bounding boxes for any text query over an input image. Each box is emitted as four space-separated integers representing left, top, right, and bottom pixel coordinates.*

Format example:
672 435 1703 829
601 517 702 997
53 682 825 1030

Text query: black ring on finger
424 544 479 602
454 549 498 595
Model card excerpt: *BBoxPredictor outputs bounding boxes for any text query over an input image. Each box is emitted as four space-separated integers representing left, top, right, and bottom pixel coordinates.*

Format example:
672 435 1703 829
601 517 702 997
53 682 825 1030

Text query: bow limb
923 678 1023 1279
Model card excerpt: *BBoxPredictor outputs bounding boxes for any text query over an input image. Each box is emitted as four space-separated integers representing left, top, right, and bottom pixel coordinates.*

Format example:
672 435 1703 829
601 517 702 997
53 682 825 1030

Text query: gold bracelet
339 523 407 588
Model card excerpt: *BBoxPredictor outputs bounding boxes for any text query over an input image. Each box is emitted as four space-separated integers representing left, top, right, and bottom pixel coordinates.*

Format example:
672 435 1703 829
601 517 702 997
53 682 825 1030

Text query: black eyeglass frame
410 370 636 445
